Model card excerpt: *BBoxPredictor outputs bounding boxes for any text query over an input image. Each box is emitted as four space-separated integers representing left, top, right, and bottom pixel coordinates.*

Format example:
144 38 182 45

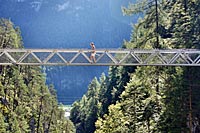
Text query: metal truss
1 49 200 66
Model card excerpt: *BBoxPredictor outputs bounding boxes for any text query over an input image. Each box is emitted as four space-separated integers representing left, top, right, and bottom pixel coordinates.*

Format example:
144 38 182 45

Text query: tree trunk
188 68 193 133
36 96 43 133
46 107 54 133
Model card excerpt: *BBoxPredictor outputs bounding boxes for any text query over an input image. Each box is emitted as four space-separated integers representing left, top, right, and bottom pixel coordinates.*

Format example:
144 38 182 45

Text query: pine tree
70 77 100 133
97 73 108 118
0 18 75 133
94 0 200 132
121 1 200 132
0 18 23 48
95 103 128 133
162 1 200 132
70 101 82 132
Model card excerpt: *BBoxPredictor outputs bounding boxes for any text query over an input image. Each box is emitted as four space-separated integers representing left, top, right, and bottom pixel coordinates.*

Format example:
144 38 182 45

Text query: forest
70 0 200 133
1 0 200 133
0 19 75 132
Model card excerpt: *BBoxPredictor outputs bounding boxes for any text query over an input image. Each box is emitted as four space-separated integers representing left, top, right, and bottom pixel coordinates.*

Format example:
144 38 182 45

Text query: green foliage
122 0 148 15
0 112 7 133
70 66 135 132
95 103 128 133
94 0 200 133
70 77 101 133
0 18 23 48
0 18 75 133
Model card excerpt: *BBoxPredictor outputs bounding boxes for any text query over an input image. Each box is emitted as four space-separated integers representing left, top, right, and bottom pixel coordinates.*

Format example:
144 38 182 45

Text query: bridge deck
0 49 200 66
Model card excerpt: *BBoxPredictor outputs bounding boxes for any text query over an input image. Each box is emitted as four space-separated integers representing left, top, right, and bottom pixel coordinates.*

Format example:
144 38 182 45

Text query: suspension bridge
0 49 200 66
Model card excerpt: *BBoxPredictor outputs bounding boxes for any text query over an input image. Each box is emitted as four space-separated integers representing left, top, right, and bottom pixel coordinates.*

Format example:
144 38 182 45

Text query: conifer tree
0 18 75 133
97 73 108 118
70 77 100 133
95 0 200 132
160 1 200 132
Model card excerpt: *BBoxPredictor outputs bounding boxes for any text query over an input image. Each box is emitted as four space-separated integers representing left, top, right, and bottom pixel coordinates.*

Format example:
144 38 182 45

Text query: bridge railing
0 49 200 66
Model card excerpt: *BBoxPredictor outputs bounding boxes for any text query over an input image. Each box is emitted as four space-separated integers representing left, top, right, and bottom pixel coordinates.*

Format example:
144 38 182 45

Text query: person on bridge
90 42 96 63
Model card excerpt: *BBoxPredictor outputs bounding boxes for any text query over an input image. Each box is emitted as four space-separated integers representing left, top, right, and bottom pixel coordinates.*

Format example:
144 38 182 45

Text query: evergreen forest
0 19 75 132
70 0 200 133
1 0 200 133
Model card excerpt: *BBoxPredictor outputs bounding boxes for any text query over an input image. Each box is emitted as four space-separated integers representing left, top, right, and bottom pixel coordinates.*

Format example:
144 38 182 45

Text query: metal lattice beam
0 49 200 66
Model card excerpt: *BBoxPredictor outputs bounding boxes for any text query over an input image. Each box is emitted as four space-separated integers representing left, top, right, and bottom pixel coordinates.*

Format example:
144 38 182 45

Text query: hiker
90 42 96 63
